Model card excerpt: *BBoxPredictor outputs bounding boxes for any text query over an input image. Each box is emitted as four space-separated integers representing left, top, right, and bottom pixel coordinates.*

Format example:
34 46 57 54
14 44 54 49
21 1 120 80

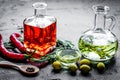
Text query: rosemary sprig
4 39 76 63
4 42 15 49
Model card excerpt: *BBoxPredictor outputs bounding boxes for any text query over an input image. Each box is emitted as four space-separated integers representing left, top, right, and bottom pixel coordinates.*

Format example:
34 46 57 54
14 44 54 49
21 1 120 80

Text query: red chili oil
24 22 56 58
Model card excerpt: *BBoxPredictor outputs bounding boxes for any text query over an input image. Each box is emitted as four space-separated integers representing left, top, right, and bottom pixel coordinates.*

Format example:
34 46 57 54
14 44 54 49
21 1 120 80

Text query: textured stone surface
0 0 120 80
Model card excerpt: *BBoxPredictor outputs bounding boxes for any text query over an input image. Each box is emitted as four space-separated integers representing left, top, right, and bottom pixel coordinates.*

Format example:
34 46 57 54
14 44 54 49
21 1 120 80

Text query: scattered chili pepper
10 33 26 53
0 34 29 61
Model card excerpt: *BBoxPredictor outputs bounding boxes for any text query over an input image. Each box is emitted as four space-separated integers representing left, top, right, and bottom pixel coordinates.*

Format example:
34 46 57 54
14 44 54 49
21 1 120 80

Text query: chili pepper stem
24 54 31 59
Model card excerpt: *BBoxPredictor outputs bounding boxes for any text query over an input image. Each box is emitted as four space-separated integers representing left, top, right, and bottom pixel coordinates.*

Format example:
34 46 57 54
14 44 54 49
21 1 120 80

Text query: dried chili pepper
10 33 26 52
27 58 49 68
0 34 29 61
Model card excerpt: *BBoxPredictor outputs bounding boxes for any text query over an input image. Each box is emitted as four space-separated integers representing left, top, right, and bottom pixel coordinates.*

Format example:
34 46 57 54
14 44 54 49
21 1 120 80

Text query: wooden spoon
0 61 39 75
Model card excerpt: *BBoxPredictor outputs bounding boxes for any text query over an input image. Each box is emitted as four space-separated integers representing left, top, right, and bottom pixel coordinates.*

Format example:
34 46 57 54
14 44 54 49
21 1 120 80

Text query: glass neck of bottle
34 8 46 17
33 2 47 17
94 13 105 30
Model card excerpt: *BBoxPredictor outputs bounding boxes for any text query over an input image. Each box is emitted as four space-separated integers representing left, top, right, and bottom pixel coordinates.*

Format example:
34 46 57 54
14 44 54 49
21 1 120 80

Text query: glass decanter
23 2 56 58
78 5 118 61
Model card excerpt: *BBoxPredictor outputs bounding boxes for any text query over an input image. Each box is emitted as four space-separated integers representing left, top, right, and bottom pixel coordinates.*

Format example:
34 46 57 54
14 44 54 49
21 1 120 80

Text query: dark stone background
0 0 120 80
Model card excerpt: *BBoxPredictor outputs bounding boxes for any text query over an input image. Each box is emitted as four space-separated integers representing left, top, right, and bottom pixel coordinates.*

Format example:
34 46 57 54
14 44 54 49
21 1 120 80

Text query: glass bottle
78 5 118 61
23 2 57 58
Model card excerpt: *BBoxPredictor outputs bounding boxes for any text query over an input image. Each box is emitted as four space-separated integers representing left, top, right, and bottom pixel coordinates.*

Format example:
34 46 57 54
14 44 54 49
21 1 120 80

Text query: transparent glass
56 49 81 69
78 5 118 61
23 2 57 58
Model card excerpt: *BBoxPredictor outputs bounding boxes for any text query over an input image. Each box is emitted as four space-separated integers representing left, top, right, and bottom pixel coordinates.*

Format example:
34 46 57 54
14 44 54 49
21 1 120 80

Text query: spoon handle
0 61 19 68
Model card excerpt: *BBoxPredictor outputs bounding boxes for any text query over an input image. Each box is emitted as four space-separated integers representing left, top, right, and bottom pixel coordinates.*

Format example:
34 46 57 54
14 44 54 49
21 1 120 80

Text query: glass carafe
78 5 118 61
23 2 56 58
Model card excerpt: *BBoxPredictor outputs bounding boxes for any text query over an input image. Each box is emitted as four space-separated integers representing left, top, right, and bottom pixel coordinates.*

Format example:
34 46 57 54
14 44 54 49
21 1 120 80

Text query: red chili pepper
10 33 26 52
27 59 49 68
0 34 29 61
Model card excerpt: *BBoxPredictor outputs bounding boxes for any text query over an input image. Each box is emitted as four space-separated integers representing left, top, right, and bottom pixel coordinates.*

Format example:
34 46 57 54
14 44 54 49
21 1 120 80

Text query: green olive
69 64 78 72
80 64 91 73
52 61 62 70
97 62 105 71
80 59 91 65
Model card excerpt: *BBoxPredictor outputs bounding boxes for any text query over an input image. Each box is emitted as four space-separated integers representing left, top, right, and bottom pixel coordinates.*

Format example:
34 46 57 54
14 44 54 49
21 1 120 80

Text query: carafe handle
106 16 116 30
